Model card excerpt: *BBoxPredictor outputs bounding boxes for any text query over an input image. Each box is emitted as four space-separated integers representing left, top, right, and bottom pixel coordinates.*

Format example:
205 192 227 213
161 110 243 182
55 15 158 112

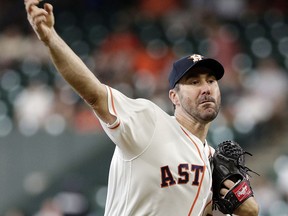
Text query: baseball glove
212 140 257 215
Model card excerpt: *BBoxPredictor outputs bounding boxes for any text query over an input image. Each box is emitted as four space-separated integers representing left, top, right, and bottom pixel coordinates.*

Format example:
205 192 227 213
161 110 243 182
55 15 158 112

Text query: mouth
200 100 214 104
200 102 215 111
199 97 215 105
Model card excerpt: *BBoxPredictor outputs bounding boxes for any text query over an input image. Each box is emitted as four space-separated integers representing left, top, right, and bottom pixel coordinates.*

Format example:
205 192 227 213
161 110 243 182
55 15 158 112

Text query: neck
175 114 210 144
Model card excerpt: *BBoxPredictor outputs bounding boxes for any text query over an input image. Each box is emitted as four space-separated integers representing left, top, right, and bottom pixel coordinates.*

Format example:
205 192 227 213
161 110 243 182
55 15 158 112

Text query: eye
186 78 199 85
190 80 199 85
207 77 216 84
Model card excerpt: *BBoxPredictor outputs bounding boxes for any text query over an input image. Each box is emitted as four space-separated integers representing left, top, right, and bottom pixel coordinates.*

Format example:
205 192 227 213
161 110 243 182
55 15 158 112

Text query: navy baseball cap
168 54 224 89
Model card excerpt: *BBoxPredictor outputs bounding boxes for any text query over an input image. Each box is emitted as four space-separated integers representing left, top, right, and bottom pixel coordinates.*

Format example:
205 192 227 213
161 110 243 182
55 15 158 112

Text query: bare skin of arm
24 0 116 125
221 180 259 216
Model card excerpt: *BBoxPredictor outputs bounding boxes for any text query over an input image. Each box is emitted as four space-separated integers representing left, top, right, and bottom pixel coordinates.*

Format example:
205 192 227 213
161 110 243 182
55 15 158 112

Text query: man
24 0 259 215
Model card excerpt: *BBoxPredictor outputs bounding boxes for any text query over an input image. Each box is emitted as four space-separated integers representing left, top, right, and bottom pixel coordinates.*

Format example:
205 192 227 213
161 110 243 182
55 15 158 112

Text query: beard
198 95 220 122
197 104 219 122
182 95 221 123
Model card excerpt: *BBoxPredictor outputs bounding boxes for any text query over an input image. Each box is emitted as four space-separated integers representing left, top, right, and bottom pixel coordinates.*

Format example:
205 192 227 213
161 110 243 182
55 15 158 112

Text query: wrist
234 197 259 216
42 28 57 46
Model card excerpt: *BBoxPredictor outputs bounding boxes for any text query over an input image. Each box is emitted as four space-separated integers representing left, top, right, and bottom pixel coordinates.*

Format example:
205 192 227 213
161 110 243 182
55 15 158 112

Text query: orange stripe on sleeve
107 86 120 130
108 86 117 115
110 121 120 129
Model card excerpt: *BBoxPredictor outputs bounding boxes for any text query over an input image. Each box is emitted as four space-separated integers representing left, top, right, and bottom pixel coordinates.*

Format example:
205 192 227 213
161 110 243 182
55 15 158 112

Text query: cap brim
168 55 225 89
190 58 224 80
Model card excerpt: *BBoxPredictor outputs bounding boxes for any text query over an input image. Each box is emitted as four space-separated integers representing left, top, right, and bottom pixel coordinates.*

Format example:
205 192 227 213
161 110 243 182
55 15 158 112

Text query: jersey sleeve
97 86 158 160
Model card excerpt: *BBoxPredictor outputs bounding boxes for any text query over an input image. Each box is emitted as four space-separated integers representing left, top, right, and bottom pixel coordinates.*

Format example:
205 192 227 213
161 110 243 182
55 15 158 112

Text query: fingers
25 0 52 27
220 179 236 197
24 0 55 42
29 8 48 27
44 3 53 15
223 179 235 188
25 0 41 13
220 188 229 196
30 8 48 20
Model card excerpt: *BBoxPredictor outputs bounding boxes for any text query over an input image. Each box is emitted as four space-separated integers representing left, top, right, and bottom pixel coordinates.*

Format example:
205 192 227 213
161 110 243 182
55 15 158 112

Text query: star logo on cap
188 54 203 62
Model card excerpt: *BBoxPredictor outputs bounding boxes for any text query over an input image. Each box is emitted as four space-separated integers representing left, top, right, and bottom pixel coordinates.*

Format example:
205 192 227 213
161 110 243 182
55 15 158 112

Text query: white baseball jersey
98 86 214 216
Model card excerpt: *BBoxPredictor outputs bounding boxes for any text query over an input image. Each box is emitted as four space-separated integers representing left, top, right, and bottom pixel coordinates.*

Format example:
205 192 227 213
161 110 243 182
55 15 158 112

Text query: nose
201 82 211 95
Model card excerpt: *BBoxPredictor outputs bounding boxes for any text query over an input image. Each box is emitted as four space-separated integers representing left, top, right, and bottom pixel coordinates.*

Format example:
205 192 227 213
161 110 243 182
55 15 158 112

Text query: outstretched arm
24 0 116 125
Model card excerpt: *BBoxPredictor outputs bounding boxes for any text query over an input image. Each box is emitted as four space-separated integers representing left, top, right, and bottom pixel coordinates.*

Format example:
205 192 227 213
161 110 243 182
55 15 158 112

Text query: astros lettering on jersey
98 86 214 216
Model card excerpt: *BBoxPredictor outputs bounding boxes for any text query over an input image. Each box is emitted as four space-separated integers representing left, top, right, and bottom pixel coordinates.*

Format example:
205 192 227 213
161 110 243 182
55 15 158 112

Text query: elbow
84 96 98 108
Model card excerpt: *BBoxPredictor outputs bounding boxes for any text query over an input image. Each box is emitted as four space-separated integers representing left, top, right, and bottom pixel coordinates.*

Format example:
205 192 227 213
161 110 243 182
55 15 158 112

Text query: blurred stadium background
0 0 288 215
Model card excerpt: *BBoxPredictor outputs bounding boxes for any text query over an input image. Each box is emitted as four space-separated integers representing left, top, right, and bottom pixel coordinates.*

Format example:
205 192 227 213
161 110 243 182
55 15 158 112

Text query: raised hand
24 0 55 43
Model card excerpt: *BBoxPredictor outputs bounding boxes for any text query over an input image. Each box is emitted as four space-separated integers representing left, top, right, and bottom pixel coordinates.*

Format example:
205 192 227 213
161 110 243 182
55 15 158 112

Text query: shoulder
108 86 161 114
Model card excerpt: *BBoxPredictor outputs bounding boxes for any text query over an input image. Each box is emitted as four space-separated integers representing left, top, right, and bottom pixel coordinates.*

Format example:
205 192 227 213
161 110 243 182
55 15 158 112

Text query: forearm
45 29 104 104
25 0 114 124
234 197 259 216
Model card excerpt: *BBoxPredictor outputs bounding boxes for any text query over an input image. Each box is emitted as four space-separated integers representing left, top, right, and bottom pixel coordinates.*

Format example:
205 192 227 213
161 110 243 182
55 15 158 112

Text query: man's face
171 67 221 123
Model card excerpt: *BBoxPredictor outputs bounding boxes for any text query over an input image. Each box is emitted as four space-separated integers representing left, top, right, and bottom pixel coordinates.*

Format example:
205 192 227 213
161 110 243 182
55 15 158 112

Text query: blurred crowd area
1 0 288 215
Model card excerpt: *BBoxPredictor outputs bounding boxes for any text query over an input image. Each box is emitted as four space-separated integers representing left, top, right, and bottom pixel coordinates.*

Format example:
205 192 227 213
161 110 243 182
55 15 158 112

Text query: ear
169 89 179 106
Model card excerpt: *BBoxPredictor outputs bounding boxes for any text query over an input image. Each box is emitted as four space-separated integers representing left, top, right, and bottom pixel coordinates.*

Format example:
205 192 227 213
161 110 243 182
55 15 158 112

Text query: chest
136 123 212 190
